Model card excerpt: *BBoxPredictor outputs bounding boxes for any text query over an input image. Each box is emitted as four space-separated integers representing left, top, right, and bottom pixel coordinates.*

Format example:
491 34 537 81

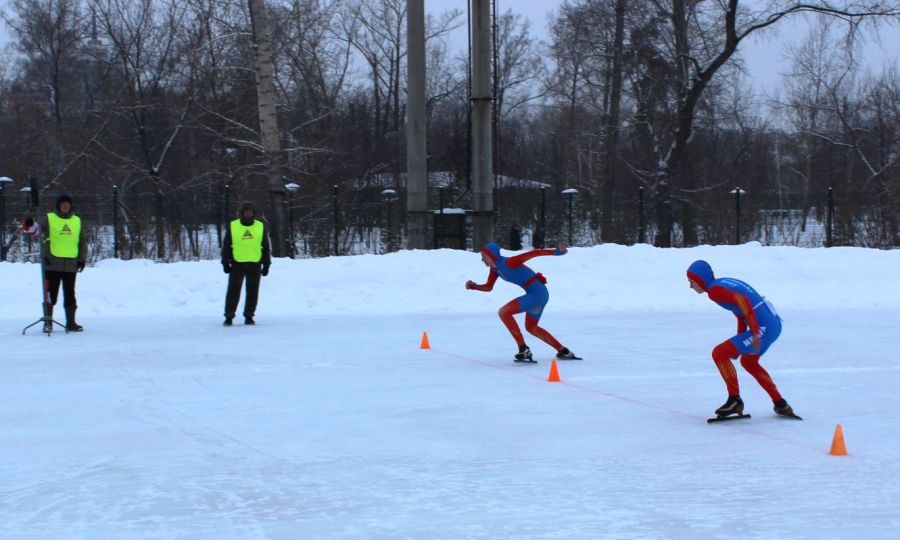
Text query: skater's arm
735 314 747 334
466 269 499 291
506 247 566 268
710 286 760 350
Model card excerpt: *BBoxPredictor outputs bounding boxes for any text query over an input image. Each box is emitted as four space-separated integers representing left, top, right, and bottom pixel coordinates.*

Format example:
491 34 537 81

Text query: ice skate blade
707 413 751 423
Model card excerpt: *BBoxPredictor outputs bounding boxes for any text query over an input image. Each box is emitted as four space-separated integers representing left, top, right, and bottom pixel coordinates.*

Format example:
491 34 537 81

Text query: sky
425 0 900 94
2 244 900 538
1 1 898 94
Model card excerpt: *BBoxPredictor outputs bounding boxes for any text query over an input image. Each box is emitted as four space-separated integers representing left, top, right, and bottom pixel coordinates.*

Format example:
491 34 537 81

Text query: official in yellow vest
221 202 272 326
39 194 87 332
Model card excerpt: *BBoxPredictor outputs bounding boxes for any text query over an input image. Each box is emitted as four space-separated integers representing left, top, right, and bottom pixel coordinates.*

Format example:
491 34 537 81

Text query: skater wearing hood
466 242 579 362
38 194 87 332
687 260 797 419
222 202 271 326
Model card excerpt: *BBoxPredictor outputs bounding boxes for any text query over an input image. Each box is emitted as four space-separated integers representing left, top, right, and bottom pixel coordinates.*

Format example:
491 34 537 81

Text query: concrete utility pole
406 0 428 249
470 0 494 249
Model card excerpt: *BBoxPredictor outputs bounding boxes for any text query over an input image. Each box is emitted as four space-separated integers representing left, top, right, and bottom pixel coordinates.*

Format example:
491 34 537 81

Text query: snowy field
1 243 899 539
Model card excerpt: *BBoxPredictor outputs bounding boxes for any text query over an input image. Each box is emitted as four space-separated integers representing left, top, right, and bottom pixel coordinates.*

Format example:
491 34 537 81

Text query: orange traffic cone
419 331 431 349
547 359 561 382
829 424 848 456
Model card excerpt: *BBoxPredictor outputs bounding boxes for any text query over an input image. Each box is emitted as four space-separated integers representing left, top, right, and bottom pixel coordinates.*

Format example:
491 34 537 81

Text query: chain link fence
1 183 896 264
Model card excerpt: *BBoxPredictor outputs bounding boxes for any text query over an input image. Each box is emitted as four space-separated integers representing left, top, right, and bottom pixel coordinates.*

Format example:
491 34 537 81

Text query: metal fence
1 183 896 264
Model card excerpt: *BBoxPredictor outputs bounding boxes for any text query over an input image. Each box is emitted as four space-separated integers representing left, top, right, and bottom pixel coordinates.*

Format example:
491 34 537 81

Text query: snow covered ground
2 243 899 539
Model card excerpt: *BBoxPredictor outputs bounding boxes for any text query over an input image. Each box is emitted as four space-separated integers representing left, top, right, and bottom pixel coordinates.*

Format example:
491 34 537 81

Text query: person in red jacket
466 242 579 362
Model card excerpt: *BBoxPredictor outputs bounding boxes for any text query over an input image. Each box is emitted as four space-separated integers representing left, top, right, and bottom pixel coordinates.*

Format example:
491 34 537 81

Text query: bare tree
247 0 287 256
4 0 84 127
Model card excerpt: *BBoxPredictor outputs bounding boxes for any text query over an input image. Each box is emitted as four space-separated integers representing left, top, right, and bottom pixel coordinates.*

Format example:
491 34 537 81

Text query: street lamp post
729 187 746 245
284 182 300 258
562 188 579 246
0 177 14 261
381 188 398 253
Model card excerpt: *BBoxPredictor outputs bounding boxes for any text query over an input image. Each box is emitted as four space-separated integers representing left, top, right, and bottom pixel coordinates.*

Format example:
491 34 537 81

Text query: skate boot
514 345 534 363
773 398 795 417
715 395 744 417
556 347 581 360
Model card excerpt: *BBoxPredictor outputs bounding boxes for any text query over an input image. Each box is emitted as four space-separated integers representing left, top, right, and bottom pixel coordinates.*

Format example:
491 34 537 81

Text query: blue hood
687 260 715 291
480 242 502 263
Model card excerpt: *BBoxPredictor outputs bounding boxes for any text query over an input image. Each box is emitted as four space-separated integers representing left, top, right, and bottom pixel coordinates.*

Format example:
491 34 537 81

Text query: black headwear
55 194 73 213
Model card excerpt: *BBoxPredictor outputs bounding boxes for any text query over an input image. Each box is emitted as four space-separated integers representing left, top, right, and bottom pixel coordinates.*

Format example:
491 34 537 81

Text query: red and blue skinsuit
688 260 784 401
468 242 566 351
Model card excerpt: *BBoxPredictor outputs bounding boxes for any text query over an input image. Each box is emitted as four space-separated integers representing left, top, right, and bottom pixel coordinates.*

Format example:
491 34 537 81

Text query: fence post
112 185 119 259
332 184 339 256
826 187 834 247
638 186 645 244
434 187 445 249
538 186 546 248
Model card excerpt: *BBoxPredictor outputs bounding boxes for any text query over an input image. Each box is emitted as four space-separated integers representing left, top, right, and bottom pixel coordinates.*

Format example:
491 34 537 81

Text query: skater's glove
222 263 231 274
23 217 34 229
77 261 85 272
465 280 476 290
261 264 269 277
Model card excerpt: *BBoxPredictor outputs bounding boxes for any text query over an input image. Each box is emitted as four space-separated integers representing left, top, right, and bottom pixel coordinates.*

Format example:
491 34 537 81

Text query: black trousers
46 270 77 308
225 263 262 319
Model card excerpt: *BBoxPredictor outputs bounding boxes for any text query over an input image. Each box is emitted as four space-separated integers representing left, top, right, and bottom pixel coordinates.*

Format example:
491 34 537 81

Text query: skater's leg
712 340 740 397
498 299 525 347
740 354 783 401
524 314 562 350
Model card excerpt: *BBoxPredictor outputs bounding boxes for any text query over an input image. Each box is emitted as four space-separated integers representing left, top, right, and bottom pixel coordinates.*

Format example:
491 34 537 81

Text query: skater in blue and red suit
466 242 579 362
687 260 796 418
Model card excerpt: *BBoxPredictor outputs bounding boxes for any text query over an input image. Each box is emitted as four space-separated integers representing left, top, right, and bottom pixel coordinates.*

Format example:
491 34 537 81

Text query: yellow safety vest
230 219 264 263
47 213 81 258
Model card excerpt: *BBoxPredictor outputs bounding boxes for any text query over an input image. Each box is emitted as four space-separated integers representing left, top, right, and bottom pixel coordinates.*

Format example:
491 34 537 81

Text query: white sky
426 0 900 94
1 0 897 94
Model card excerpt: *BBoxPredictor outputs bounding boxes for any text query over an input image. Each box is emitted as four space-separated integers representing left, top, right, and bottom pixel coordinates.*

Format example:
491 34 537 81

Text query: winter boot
64 305 83 332
223 317 233 326
514 345 533 362
715 395 744 416
556 347 579 360
773 398 794 416
244 316 255 325
43 305 53 333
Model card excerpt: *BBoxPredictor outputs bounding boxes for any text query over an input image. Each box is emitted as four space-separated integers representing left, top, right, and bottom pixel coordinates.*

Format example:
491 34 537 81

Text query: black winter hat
55 194 73 212
240 201 255 214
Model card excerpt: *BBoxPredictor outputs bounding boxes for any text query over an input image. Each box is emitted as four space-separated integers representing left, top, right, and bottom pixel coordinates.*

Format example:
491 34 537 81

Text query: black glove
222 262 231 274
77 261 85 272
261 265 269 277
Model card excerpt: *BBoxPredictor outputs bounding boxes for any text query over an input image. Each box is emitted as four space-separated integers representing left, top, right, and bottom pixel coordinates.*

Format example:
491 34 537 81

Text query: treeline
0 0 898 260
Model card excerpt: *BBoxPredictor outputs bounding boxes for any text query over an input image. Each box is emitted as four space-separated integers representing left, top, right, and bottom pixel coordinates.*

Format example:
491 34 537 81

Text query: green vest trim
47 213 81 258
230 219 264 262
